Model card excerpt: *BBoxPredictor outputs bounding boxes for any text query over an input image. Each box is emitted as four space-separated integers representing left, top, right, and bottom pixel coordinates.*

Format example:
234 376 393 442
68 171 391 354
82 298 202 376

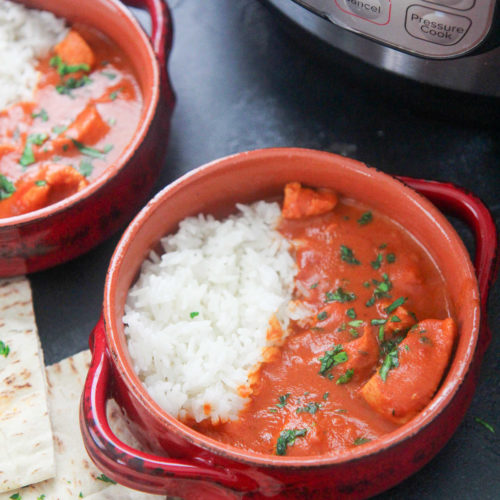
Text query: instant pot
261 0 500 118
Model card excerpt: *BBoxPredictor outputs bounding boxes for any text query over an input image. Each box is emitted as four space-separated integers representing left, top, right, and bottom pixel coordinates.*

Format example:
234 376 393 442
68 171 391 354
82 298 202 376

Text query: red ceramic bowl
81 148 497 499
0 0 175 277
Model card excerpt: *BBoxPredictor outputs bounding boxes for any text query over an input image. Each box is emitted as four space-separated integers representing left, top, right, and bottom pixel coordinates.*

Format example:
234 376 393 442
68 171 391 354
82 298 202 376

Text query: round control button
342 0 383 20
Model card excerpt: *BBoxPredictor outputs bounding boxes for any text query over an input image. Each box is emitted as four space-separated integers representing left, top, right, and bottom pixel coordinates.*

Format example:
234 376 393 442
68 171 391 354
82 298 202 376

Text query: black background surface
29 1 499 498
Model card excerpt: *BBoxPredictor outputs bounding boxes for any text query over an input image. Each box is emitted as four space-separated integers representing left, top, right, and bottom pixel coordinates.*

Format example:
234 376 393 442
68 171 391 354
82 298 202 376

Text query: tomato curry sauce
0 25 142 218
192 183 457 457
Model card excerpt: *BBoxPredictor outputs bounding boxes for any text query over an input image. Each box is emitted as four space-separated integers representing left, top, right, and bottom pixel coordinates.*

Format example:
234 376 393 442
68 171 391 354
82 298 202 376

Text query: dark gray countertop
30 0 499 498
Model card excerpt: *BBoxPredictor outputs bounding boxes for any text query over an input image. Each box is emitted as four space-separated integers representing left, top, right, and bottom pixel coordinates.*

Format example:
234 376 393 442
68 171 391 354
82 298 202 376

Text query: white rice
0 0 68 110
124 201 297 423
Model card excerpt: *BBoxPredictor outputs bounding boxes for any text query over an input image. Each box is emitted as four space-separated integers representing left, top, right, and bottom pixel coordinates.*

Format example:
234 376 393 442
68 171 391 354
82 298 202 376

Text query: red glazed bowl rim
104 147 480 468
0 0 161 228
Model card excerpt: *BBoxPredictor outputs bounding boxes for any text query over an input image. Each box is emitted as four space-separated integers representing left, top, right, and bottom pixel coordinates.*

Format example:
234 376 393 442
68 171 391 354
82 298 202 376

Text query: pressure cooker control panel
291 0 497 58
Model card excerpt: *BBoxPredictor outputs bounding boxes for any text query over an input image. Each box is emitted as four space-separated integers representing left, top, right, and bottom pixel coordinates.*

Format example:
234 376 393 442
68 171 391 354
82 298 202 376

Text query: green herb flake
37 495 46 500
371 318 387 326
317 311 328 321
323 392 329 401
296 402 321 414
385 297 407 314
9 494 21 500
56 75 92 96
346 308 356 319
348 320 363 327
340 245 361 265
404 344 410 351
380 348 399 382
276 393 291 408
319 345 348 376
0 174 16 200
335 408 347 413
357 211 373 225
72 140 112 159
0 340 10 358
325 287 356 303
363 281 371 288
109 88 123 101
336 369 354 385
79 159 94 178
276 428 307 455
268 408 278 413
354 437 371 446
32 108 48 121
349 328 359 338
96 473 117 484
371 253 383 270
310 282 319 289
102 144 114 154
474 416 495 434
34 180 47 187
379 243 388 249
19 133 48 167
419 336 432 345
101 71 117 80
108 117 117 126
79 493 83 499
189 311 199 319
390 315 401 323
386 253 396 263
378 325 385 342
52 124 68 135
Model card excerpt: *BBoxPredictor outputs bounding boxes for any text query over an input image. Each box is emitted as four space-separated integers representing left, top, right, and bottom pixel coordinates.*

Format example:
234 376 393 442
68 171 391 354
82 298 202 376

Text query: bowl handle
397 176 498 357
80 318 260 497
122 0 176 111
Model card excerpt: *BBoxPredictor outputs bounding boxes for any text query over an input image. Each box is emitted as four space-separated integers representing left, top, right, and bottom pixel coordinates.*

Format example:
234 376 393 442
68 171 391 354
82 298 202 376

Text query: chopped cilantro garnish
474 416 495 434
357 211 373 225
35 180 47 187
276 393 291 408
189 311 199 318
79 159 94 177
19 133 48 167
32 108 48 121
386 253 396 263
335 408 347 413
404 344 410 351
79 493 83 499
363 281 371 288
0 174 16 200
325 287 356 303
268 408 278 413
0 340 10 357
96 473 116 484
371 253 383 270
72 140 109 159
9 494 21 500
419 336 432 345
349 328 359 338
56 75 91 96
378 325 385 341
366 274 393 306
323 392 329 400
310 282 318 289
380 347 399 382
385 297 407 314
340 245 360 265
109 88 123 100
336 369 354 385
317 311 328 321
276 428 307 455
353 437 371 446
390 315 401 322
101 71 117 80
371 318 387 326
102 144 114 154
296 402 321 414
37 495 46 500
348 320 363 327
52 124 68 135
50 55 90 76
346 308 356 319
319 345 348 376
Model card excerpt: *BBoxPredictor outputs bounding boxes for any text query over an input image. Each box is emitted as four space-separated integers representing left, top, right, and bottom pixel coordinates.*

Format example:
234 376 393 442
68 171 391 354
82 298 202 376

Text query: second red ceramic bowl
81 148 496 499
0 0 175 276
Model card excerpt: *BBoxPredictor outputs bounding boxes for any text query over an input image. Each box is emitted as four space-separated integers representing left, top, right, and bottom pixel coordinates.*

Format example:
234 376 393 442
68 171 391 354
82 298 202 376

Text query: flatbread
0 277 55 492
0 350 164 499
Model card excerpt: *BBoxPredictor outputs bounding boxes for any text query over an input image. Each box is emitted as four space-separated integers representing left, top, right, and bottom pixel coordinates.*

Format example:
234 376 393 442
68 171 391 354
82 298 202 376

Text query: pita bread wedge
1 350 164 500
0 277 55 493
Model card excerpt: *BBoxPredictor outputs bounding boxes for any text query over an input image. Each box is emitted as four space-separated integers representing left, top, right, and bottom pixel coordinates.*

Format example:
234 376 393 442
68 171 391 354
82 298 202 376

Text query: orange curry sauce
0 25 142 218
192 183 457 457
